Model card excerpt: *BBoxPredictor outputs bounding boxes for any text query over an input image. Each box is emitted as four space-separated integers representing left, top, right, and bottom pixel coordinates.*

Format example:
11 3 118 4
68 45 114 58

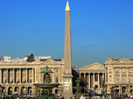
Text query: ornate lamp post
73 78 83 99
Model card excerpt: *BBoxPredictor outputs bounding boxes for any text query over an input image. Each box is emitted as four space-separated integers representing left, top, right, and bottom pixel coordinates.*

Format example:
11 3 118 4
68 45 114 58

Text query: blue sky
0 0 133 68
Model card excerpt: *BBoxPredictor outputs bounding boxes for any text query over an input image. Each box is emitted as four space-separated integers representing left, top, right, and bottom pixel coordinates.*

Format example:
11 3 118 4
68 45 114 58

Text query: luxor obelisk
63 1 73 99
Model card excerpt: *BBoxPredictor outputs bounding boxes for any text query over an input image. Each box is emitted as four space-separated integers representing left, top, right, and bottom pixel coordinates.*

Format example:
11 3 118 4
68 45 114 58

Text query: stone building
0 1 132 97
105 57 133 95
78 57 133 95
0 55 65 95
79 63 105 94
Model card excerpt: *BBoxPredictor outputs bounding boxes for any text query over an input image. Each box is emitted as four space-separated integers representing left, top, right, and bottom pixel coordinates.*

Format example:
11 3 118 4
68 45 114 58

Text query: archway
2 87 5 93
55 89 58 94
14 87 19 94
28 87 32 94
8 87 12 95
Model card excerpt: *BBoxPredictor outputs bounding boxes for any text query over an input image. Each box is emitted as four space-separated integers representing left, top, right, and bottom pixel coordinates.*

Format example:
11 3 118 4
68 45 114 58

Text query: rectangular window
122 68 125 72
122 77 126 83
129 77 132 82
116 76 119 83
30 77 32 83
56 77 58 83
116 68 119 72
56 69 58 73
129 68 132 72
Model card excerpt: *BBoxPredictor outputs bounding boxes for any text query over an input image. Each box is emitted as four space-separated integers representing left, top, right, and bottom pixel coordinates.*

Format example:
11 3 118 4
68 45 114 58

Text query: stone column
19 87 21 94
102 73 104 87
19 69 21 83
59 68 61 83
12 87 14 94
120 68 122 83
26 69 27 83
126 68 129 83
113 68 115 82
119 85 121 95
40 68 42 82
60 68 61 83
84 73 86 82
101 73 104 88
5 87 8 95
32 68 34 83
105 68 107 83
35 68 36 82
0 69 2 84
7 69 8 83
108 67 109 83
53 68 55 83
13 69 15 83
98 73 100 88
93 73 95 88
32 87 34 94
88 73 90 88
79 73 81 79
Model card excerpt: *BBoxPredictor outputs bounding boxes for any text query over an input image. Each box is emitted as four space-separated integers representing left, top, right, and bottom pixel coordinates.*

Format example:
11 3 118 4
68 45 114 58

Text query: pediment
115 58 132 64
79 62 105 70
40 59 60 64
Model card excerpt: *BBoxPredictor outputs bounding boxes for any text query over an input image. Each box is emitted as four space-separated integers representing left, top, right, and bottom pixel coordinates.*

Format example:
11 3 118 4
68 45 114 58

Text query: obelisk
63 1 73 99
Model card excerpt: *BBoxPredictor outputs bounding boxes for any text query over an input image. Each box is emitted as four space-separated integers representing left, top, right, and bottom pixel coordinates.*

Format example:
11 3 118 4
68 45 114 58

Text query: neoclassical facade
79 57 133 95
105 57 133 95
79 63 105 94
0 56 133 95
0 55 65 95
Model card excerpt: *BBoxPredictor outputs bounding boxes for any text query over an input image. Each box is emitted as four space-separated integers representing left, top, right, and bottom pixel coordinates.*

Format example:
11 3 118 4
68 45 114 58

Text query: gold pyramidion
65 1 70 10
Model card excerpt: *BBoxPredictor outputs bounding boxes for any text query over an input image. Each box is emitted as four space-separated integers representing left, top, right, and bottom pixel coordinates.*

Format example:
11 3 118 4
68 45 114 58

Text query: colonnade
79 72 105 89
0 68 34 84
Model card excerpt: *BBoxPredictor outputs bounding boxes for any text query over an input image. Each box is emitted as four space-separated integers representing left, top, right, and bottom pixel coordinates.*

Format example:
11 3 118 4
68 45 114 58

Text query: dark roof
53 59 62 61
40 59 48 61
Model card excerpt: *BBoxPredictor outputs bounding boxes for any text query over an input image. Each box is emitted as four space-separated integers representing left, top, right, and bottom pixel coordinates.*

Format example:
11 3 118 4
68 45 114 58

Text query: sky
0 0 133 68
